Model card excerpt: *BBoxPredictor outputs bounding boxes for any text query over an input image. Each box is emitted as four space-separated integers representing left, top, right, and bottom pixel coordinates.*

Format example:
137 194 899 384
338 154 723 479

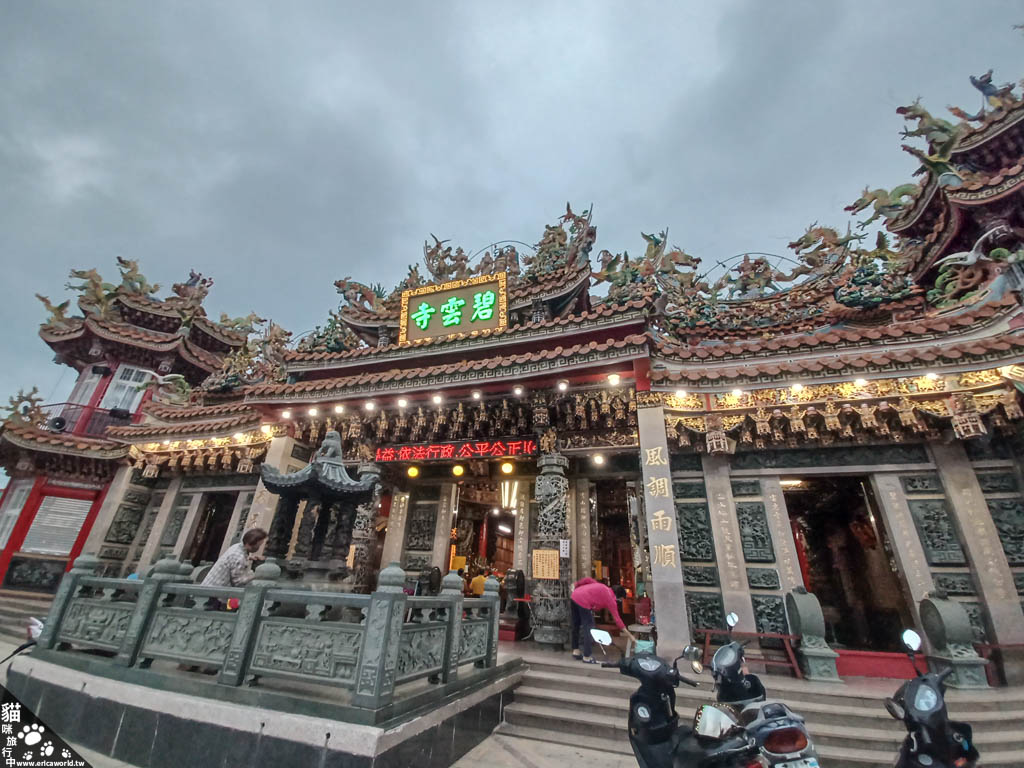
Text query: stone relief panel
105 497 149 545
676 503 715 562
907 499 967 565
975 472 1019 494
141 611 236 663
932 573 976 596
736 502 775 563
732 445 928 470
900 475 943 495
58 601 134 650
249 621 361 681
730 480 761 498
395 625 447 682
752 595 788 635
459 621 490 662
746 568 781 590
673 481 707 499
682 566 719 587
985 499 1024 566
3 557 67 593
404 502 438 552
160 493 196 547
685 592 724 632
1015 572 1024 595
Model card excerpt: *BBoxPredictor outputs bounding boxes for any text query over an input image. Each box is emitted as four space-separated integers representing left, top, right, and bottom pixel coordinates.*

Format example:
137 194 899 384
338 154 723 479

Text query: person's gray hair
242 528 268 546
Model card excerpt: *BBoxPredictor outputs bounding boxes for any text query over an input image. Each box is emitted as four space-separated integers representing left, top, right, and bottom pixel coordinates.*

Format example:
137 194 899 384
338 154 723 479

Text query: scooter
884 629 979 768
709 613 818 768
590 628 763 767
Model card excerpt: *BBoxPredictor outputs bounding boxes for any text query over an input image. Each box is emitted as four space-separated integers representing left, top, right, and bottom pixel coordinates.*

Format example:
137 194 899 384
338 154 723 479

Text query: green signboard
399 272 508 344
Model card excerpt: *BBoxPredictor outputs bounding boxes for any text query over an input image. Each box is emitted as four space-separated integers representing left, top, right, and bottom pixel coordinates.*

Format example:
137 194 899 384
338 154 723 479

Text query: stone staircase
0 593 53 646
498 650 1024 767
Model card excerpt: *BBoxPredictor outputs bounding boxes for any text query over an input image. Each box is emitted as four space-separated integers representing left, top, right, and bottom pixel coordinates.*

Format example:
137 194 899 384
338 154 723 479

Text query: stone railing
37 556 501 710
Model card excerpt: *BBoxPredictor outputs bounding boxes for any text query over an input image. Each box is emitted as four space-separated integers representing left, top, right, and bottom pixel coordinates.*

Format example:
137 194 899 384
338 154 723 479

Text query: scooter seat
672 730 752 767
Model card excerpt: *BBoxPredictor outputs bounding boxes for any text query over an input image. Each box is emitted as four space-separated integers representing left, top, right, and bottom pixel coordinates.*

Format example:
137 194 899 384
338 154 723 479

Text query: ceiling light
791 383 804 392
593 454 605 465
607 373 621 386
397 398 408 408
500 479 519 509
925 372 939 381
557 380 569 392
260 425 271 434
500 461 514 474
307 407 318 417
732 389 743 398
513 385 524 396
471 390 482 400
233 433 244 440
452 464 464 477
432 394 443 404
854 378 867 387
779 479 803 487
334 404 345 414
675 389 687 398
365 401 376 411
162 439 171 445
407 466 419 478
492 508 500 516
511 509 517 516
497 524 512 534
281 410 292 419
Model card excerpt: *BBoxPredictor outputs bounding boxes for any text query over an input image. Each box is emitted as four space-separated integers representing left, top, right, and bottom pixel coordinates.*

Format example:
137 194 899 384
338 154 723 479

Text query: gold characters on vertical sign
652 544 678 568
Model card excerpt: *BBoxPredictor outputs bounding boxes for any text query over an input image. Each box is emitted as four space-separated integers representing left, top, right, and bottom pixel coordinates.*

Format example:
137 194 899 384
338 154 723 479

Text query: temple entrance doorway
185 491 238 566
453 480 517 579
783 475 914 652
591 479 641 626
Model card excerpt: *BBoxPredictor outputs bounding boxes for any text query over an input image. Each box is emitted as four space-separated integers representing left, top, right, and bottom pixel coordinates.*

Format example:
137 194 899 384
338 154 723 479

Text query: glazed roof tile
142 401 259 421
247 334 648 399
0 423 128 459
288 300 647 363
106 412 262 440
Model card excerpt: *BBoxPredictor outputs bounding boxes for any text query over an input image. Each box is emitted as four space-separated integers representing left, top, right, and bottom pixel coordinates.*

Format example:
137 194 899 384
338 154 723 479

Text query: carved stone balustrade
38 558 501 711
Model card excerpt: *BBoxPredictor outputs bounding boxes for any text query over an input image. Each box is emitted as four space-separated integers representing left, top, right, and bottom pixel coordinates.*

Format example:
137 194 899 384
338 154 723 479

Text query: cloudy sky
1 1 1022 408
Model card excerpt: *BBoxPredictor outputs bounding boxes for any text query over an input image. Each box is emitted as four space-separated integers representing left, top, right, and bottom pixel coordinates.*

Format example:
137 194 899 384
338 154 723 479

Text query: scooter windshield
693 704 739 739
712 644 738 672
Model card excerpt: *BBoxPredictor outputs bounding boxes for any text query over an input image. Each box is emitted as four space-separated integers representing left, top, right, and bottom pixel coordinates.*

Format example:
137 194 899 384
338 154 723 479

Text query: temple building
3 72 1024 681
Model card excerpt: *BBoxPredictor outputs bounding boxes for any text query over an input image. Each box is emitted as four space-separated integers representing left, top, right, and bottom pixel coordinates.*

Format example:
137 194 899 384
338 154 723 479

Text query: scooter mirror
691 660 704 674
901 629 922 653
682 645 701 661
590 628 613 646
725 612 739 629
884 697 906 721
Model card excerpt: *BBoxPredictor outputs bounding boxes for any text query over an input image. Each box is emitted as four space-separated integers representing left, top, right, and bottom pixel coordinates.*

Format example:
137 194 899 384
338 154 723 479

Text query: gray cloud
1 0 1021 411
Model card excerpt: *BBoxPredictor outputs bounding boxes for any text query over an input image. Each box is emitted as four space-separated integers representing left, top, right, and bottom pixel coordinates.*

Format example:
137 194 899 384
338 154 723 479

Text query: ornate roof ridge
106 411 262 441
141 401 258 422
0 423 128 459
289 298 647 363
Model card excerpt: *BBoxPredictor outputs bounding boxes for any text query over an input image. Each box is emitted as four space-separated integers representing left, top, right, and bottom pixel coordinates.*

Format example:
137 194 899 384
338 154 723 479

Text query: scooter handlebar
937 666 954 682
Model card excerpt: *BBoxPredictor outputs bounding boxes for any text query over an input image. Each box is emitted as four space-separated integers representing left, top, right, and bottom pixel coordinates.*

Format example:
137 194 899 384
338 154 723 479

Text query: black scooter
590 628 763 768
708 613 818 767
885 629 979 768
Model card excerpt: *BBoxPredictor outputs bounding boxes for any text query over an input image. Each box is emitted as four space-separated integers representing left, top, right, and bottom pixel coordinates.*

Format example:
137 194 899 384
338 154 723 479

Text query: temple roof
0 423 128 461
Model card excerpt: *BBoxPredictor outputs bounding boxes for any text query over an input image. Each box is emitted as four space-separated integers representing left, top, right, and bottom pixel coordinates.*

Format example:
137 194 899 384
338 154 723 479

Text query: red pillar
478 515 488 559
0 476 47 584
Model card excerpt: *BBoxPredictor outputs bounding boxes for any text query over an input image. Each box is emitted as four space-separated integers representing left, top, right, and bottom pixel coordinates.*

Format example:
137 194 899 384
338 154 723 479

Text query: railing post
440 571 464 683
115 558 187 667
219 562 281 686
352 562 407 709
37 554 102 650
483 575 501 668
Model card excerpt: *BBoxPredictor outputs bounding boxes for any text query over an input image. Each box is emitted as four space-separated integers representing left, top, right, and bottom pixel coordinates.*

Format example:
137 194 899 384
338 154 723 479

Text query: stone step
508 688 1024 759
494 723 632 756
516 672 1024 733
523 657 1024 711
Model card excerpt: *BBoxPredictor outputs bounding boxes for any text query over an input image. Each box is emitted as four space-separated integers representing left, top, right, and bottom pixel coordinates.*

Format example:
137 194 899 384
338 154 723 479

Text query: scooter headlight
912 685 939 713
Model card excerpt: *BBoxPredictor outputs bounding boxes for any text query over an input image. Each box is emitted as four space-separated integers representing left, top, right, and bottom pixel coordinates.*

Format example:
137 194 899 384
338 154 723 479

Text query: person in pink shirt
571 577 635 662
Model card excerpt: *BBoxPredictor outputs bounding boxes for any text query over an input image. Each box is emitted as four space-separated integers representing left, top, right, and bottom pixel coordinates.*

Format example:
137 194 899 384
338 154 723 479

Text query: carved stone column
869 473 935 633
380 491 410 570
637 394 690 657
265 496 300 561
702 454 756 632
760 477 804 592
574 479 594 583
511 480 531 574
350 481 384 593
247 435 297 532
431 484 458 571
136 477 182 571
931 441 1024 683
529 453 570 649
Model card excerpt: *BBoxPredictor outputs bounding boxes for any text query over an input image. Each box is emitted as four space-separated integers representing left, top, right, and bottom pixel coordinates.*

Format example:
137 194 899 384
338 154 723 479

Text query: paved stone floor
452 733 635 768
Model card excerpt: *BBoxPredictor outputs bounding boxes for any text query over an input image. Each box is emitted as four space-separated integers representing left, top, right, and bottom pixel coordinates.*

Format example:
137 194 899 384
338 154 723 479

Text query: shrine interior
784 475 914 652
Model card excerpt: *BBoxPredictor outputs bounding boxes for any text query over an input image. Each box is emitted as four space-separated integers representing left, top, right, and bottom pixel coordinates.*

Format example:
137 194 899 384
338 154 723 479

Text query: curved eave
245 334 649 404
105 413 262 443
0 425 129 461
951 101 1024 154
191 315 249 348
